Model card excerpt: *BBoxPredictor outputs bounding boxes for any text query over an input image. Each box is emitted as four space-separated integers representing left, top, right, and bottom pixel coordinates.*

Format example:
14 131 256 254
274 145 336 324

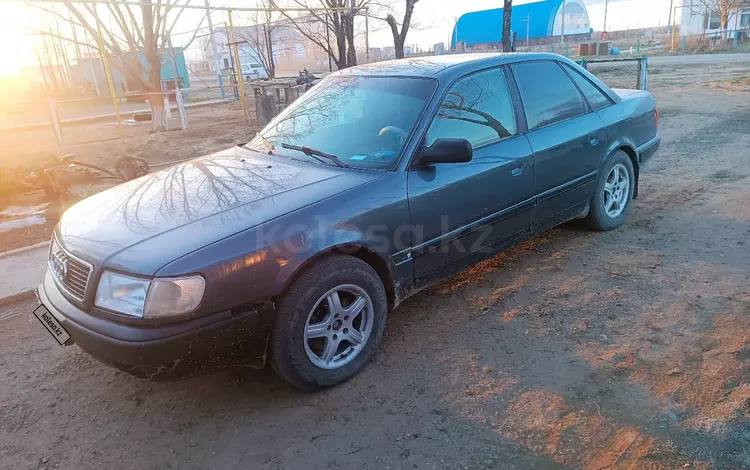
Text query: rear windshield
248 76 437 170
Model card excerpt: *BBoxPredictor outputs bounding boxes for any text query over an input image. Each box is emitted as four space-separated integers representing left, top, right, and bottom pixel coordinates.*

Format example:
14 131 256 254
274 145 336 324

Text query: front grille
49 236 93 302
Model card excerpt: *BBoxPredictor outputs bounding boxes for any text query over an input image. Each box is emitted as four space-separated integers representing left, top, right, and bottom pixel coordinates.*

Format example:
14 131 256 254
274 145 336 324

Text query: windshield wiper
280 143 350 168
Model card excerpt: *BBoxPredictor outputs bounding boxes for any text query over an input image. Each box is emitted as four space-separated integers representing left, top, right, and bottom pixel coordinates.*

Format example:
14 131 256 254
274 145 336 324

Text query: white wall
552 0 591 36
206 27 311 73
680 1 750 36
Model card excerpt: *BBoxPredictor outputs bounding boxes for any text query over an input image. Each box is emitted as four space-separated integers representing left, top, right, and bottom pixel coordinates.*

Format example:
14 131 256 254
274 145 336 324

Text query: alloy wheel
603 163 630 218
303 285 374 370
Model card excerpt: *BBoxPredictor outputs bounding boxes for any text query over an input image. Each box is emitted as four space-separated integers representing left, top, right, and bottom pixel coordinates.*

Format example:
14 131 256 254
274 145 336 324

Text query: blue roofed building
451 0 592 48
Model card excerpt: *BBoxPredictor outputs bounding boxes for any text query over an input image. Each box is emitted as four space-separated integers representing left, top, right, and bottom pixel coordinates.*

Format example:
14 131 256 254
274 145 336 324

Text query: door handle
511 166 523 177
589 134 601 147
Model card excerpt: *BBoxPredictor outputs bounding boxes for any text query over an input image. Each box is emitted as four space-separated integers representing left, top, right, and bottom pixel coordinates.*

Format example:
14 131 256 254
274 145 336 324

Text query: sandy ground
1 55 749 469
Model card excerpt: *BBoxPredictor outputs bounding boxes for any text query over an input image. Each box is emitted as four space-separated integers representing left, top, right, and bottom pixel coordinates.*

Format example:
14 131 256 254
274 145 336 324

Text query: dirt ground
1 55 749 470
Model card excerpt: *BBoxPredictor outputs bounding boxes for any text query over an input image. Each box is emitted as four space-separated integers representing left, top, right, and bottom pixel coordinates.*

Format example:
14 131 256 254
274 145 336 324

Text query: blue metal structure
108 47 191 96
159 47 190 88
451 0 591 47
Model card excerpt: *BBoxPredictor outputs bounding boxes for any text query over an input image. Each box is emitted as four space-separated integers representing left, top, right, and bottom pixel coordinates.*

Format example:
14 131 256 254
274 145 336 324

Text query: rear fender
599 139 640 199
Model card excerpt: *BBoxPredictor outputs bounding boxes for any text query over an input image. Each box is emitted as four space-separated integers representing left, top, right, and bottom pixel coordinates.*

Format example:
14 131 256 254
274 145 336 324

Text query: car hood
58 146 381 274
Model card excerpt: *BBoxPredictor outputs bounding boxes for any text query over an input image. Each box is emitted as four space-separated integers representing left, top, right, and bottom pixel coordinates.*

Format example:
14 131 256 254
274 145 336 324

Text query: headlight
95 271 205 318
95 271 149 317
143 276 205 318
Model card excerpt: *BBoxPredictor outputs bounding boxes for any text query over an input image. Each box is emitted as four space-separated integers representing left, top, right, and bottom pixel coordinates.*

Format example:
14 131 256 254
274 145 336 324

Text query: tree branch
27 29 99 52
28 4 85 28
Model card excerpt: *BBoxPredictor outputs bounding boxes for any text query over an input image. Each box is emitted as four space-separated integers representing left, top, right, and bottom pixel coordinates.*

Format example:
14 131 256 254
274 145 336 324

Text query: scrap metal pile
0 155 149 206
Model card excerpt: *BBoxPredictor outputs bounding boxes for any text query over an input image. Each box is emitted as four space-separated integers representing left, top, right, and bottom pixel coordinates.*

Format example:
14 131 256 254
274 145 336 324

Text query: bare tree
502 0 512 52
199 34 212 62
29 1 205 132
384 0 419 59
700 0 746 36
271 0 370 70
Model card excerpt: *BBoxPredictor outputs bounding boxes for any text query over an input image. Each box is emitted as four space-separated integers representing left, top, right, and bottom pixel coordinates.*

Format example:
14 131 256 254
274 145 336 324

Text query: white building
206 24 310 74
680 0 750 36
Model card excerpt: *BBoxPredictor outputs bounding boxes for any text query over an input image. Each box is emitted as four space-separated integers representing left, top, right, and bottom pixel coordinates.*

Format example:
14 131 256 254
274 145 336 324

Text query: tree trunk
386 14 404 58
345 13 357 67
149 93 168 132
144 43 167 133
264 25 276 78
394 37 405 58
336 24 348 69
502 0 513 52
386 1 418 60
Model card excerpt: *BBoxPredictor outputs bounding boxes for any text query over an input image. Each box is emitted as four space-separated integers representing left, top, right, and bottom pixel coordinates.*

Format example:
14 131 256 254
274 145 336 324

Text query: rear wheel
270 254 388 390
585 150 635 231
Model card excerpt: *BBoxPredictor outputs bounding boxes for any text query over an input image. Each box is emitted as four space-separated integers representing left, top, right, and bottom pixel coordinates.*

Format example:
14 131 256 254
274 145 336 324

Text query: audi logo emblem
51 251 69 281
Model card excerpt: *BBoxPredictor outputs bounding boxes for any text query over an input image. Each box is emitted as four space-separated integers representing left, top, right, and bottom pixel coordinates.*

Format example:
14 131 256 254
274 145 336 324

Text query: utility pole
365 7 370 61
603 0 609 32
325 20 332 72
228 9 250 123
350 0 356 65
69 10 81 62
94 6 123 137
204 0 225 99
522 14 530 50
667 0 674 33
560 0 565 44
167 36 187 130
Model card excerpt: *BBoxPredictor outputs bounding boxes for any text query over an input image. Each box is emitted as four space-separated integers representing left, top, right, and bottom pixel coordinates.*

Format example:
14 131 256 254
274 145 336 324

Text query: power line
22 0 354 13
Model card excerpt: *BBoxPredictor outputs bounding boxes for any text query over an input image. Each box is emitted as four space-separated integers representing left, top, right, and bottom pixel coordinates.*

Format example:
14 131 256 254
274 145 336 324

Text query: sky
0 3 27 76
0 0 675 77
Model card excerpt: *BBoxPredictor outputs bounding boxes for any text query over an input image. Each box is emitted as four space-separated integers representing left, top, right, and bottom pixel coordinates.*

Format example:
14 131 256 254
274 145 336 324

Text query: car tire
270 254 388 390
585 150 635 231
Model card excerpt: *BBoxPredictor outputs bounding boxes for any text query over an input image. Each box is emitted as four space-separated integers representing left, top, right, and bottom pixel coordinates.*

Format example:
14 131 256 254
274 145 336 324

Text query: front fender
157 172 411 314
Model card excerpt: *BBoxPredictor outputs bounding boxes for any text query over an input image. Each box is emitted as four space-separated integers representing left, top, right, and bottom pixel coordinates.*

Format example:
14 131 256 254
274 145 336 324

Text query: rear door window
511 61 585 131
426 67 517 148
562 64 613 111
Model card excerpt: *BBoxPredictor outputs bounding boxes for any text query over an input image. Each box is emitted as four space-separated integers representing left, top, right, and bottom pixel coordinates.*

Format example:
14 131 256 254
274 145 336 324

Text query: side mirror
417 138 473 166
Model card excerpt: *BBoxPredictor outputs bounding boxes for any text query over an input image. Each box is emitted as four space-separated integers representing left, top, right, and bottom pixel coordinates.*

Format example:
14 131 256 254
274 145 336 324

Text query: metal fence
0 89 246 151
577 57 649 91
671 28 750 53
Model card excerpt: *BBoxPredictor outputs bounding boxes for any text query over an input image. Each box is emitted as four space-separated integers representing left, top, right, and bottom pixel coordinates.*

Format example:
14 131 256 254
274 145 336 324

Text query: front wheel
585 150 635 231
270 254 388 390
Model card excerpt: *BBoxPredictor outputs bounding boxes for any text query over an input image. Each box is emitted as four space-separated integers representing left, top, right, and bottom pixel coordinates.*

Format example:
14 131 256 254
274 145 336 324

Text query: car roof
337 52 568 80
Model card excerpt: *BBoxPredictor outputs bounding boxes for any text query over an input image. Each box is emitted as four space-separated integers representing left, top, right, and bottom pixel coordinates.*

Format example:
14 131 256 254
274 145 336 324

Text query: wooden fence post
49 99 63 146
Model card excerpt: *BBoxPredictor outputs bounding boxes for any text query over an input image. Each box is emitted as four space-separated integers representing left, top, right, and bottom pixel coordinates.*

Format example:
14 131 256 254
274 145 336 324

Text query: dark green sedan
36 53 659 390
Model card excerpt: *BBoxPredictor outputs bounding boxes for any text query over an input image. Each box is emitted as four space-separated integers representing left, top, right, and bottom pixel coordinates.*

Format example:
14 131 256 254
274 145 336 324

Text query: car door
510 60 607 230
407 66 535 281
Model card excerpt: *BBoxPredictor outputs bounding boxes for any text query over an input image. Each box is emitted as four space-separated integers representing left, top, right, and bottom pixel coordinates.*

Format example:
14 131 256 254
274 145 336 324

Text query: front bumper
38 268 274 380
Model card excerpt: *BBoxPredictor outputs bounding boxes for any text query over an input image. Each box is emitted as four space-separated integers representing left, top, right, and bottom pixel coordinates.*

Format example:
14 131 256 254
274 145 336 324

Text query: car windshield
248 76 437 170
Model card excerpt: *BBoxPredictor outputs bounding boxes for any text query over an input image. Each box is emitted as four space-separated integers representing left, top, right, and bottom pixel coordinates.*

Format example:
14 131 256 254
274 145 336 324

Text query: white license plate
33 304 71 345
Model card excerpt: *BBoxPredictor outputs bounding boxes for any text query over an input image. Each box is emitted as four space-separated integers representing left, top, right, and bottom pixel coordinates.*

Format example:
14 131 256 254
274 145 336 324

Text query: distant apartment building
206 24 329 75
